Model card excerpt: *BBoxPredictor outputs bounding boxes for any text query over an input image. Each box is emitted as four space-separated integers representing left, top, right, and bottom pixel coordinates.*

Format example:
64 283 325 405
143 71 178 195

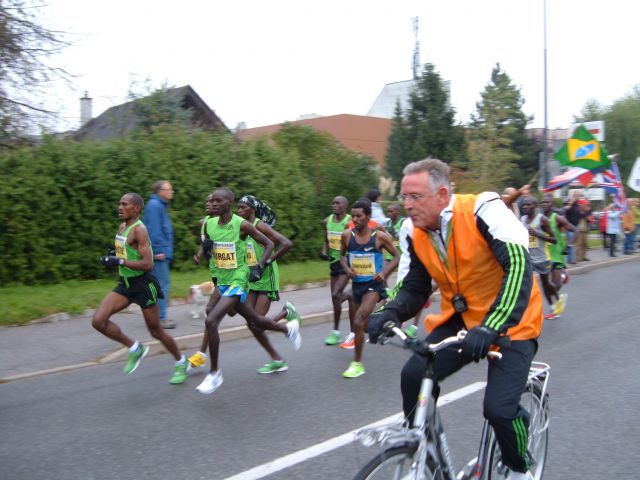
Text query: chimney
80 91 93 127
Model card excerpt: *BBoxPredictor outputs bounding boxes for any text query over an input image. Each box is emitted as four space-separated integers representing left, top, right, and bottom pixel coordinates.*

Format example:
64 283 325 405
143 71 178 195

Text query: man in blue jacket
144 180 175 329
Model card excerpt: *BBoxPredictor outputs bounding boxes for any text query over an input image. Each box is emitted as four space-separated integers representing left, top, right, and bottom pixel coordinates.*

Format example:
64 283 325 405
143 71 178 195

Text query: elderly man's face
399 172 449 230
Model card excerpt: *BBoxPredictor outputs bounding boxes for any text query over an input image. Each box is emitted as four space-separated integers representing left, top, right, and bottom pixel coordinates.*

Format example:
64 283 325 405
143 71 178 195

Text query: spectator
575 198 591 262
143 180 175 329
605 200 621 257
622 202 636 255
563 191 583 263
600 207 609 250
632 199 640 252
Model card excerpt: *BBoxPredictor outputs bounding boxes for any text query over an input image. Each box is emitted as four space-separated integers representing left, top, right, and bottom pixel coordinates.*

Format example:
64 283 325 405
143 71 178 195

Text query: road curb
0 309 344 383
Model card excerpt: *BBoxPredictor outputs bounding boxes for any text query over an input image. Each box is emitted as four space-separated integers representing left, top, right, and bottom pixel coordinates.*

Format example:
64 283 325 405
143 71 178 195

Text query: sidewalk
1 247 637 382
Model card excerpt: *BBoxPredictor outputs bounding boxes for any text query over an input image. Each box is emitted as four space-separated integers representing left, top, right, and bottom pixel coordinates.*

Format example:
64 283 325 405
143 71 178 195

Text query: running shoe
284 301 302 324
339 333 355 349
403 324 419 339
553 293 567 315
342 361 365 378
543 311 558 320
169 362 188 384
123 344 149 375
324 330 342 346
196 370 224 394
187 351 207 371
286 320 302 350
257 360 288 374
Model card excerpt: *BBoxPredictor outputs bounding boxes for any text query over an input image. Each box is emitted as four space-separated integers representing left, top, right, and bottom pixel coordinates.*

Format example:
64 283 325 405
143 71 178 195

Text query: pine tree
385 101 410 182
470 63 535 188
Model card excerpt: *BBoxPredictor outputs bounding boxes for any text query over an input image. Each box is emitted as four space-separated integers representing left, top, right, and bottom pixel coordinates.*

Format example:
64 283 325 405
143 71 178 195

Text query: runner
339 199 399 378
92 192 187 384
194 188 302 395
520 196 559 319
320 196 355 347
237 194 294 374
540 194 575 313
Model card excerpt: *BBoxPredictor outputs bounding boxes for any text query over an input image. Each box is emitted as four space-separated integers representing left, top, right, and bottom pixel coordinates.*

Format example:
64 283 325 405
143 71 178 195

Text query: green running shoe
257 360 288 374
284 301 302 324
123 344 149 375
170 362 188 384
324 330 342 346
342 361 365 378
403 325 419 339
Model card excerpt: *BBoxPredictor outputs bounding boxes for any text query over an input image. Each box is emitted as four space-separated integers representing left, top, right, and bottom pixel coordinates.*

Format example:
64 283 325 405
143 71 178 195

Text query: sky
41 0 639 133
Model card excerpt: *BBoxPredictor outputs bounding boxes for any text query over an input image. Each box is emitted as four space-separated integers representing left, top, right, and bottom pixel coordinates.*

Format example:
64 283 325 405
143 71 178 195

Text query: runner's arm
376 231 399 282
126 224 154 272
256 221 292 263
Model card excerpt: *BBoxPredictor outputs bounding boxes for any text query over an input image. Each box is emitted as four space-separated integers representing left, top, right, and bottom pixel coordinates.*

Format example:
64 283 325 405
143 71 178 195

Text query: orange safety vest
413 194 542 341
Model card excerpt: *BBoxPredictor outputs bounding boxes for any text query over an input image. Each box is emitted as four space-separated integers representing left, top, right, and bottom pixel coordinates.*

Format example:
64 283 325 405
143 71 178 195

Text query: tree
385 63 466 183
0 1 69 148
469 63 536 189
574 98 606 123
127 80 193 133
601 86 640 182
385 101 410 183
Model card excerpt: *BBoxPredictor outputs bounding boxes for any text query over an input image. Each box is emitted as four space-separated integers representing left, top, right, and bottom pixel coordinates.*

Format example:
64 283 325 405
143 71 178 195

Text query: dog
187 281 215 319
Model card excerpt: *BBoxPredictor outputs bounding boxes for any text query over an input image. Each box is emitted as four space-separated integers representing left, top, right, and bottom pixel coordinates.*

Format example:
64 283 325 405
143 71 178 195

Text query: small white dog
187 281 215 319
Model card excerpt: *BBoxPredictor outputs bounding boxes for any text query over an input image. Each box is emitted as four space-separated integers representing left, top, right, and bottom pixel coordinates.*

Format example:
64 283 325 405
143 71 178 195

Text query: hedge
0 124 377 285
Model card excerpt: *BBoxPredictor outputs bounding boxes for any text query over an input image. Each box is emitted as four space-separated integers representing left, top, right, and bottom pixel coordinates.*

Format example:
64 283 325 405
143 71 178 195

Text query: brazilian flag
554 125 610 170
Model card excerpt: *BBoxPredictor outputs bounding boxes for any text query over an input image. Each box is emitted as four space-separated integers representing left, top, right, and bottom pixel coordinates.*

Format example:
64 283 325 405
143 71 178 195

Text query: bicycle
354 324 550 480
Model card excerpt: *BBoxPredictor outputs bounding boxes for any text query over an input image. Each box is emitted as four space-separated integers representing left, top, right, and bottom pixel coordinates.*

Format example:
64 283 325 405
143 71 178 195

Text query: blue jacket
143 194 174 260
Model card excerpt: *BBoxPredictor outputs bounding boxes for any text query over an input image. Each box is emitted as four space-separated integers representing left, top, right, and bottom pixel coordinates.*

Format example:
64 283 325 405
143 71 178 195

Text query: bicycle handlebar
381 322 504 359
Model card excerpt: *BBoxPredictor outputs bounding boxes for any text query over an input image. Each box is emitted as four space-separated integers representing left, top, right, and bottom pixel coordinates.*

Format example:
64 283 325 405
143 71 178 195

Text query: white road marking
224 381 486 480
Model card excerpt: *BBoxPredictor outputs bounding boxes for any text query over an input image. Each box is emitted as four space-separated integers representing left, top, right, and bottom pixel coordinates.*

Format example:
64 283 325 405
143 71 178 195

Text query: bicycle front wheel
354 444 438 480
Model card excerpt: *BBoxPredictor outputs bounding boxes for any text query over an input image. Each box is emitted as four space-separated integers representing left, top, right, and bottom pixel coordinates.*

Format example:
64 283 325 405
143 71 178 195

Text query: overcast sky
42 0 639 133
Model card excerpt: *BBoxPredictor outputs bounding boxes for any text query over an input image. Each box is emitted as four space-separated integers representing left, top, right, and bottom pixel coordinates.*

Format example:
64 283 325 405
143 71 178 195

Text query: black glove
318 252 330 261
461 326 499 362
107 246 116 256
101 255 124 267
368 309 400 344
201 239 214 259
248 264 265 282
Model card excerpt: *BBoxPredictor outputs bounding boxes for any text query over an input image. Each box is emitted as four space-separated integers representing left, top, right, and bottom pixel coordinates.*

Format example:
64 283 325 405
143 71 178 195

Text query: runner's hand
461 326 498 362
249 264 265 282
368 309 400 344
318 252 330 261
201 239 214 259
101 256 124 267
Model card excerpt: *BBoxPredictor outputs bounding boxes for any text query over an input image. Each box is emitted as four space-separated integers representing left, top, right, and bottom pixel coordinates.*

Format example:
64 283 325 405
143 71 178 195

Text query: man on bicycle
368 158 543 480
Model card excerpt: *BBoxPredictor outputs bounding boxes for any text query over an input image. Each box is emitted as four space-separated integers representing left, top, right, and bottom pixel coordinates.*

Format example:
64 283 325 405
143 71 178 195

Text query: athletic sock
129 341 140 353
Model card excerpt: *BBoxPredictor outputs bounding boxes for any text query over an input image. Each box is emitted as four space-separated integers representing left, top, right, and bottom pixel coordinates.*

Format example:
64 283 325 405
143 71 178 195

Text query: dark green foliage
0 124 375 285
384 63 467 182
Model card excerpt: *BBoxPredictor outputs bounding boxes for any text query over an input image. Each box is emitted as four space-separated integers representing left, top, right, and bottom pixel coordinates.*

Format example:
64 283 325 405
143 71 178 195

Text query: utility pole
541 0 549 189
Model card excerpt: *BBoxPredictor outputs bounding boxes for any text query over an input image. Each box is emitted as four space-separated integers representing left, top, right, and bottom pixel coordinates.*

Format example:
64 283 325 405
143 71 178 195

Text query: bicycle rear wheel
354 443 438 480
487 381 549 480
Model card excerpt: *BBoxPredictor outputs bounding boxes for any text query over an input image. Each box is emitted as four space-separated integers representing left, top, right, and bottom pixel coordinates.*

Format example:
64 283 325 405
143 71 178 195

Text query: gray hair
403 158 451 193
152 180 170 194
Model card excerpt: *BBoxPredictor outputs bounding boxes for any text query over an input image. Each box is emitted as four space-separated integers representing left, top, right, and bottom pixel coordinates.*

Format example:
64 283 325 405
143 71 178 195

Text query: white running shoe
286 320 302 350
196 370 223 395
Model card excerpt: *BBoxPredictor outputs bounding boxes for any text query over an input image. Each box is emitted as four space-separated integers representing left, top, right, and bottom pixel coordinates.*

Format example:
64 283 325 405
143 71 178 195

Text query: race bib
328 230 342 251
246 242 258 266
529 235 538 249
213 242 238 269
114 234 127 259
350 253 376 278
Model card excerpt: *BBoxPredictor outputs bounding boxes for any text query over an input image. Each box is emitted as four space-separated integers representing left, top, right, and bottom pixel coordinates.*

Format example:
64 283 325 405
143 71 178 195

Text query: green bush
0 124 377 285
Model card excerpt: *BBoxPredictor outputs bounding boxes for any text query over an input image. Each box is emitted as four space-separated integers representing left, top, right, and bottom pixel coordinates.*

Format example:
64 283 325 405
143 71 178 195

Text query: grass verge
0 260 329 326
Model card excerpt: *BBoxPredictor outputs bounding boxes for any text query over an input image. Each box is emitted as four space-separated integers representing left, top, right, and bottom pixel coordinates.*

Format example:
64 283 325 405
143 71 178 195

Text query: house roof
367 80 417 119
72 85 228 141
236 114 392 167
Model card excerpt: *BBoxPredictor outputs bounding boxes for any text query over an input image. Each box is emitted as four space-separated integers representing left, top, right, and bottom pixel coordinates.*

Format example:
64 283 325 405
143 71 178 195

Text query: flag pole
541 0 549 189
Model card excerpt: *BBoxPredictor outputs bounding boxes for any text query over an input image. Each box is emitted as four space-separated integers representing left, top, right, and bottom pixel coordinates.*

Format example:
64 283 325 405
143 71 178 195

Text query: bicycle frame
355 328 551 480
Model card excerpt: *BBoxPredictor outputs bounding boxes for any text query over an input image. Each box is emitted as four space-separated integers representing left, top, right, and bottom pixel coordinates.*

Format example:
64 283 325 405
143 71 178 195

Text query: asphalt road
1 261 639 480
